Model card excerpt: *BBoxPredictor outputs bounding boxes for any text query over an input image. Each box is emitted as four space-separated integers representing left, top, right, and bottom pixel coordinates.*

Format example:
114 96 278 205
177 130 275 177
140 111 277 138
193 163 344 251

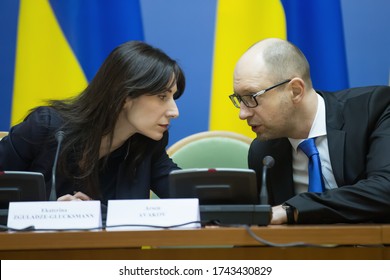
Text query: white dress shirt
288 94 338 194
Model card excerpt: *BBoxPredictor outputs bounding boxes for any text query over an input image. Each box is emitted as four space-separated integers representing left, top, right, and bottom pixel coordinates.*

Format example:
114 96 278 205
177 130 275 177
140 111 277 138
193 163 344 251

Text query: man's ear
290 78 305 104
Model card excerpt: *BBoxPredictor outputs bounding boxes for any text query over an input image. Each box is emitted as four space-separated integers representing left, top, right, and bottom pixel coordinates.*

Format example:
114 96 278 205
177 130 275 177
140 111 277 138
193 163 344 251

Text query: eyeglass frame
229 79 292 108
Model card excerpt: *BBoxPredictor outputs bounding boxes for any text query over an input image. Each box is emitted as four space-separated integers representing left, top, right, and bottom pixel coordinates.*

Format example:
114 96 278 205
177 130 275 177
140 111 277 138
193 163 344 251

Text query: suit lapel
327 128 345 186
319 90 346 186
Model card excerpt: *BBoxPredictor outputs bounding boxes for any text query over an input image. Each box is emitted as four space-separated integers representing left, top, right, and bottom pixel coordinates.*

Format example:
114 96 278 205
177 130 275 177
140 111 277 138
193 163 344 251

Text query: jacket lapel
318 90 346 186
327 128 345 186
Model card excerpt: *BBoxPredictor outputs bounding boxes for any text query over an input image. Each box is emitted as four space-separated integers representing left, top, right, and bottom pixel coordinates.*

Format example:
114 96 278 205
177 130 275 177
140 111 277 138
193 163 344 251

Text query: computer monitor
169 168 259 204
169 168 271 225
0 171 46 225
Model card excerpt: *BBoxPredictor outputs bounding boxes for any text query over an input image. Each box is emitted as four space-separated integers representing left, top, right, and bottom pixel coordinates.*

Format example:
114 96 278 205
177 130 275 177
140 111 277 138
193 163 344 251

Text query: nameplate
7 201 102 231
106 198 200 231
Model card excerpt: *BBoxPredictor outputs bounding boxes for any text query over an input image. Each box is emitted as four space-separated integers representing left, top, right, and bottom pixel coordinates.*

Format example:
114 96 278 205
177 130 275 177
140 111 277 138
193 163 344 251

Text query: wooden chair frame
167 130 252 157
0 131 8 140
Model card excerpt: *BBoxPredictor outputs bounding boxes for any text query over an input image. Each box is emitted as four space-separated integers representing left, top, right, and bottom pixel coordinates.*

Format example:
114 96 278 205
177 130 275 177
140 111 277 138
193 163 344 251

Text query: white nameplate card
106 198 200 231
7 201 102 231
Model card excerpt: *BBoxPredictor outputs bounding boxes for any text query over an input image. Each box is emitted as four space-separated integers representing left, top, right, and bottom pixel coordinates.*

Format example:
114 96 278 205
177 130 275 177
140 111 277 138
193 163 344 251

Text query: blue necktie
298 138 324 193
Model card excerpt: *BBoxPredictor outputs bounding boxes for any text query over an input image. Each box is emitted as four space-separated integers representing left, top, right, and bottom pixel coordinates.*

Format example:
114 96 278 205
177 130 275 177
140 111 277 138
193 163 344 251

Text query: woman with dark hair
0 41 185 205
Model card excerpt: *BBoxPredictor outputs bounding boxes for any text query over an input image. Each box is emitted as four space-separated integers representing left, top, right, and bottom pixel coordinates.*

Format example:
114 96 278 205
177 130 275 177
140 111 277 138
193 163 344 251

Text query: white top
288 94 338 194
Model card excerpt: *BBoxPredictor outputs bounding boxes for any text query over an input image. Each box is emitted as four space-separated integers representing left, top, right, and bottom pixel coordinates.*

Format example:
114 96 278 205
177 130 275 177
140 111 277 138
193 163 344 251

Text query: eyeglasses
229 79 291 108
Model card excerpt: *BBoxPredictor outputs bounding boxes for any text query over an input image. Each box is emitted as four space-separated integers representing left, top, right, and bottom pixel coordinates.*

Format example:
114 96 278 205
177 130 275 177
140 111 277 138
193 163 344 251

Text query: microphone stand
260 156 275 205
49 131 65 201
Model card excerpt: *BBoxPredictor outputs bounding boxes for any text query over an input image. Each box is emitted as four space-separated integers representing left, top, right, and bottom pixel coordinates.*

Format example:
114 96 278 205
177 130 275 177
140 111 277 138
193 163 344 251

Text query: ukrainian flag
209 0 286 137
2 0 143 128
209 0 348 138
1 0 348 142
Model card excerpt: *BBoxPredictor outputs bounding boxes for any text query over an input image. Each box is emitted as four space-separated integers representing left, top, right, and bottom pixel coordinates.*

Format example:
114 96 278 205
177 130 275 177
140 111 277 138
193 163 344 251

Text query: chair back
0 131 8 140
167 130 253 169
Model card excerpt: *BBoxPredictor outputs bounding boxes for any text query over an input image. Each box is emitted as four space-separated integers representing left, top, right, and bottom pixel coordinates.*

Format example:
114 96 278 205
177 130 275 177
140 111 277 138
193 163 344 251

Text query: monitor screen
169 168 259 205
0 171 46 225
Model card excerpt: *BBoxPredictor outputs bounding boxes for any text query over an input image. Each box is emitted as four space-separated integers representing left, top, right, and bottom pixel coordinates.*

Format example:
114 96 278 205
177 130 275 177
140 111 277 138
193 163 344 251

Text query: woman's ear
122 97 132 109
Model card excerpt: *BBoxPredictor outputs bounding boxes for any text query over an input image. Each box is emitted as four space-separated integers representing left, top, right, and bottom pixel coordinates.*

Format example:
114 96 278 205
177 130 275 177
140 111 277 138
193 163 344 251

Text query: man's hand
270 205 288 224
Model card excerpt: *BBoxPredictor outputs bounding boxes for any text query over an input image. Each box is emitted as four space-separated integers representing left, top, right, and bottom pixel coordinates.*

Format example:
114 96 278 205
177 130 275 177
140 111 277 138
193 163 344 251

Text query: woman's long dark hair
49 41 185 198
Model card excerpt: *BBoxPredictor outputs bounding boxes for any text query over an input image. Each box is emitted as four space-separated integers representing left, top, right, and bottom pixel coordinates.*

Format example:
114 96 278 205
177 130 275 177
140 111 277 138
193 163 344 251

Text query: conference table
1 224 389 259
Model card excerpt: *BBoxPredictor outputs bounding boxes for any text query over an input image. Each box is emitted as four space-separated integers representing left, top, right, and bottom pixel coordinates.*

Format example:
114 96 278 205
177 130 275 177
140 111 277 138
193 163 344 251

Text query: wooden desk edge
0 224 385 251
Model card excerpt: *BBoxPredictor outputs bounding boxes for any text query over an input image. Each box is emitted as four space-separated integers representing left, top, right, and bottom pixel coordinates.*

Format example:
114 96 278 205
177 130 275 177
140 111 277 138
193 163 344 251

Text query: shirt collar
289 93 327 151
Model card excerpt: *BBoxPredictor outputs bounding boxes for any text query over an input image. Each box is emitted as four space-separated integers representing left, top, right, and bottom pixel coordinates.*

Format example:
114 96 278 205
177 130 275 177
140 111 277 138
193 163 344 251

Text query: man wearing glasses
231 38 390 224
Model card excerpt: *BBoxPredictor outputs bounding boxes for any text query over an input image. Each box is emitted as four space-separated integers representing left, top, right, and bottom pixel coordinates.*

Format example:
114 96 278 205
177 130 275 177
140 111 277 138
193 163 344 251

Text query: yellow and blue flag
0 0 353 144
2 0 143 128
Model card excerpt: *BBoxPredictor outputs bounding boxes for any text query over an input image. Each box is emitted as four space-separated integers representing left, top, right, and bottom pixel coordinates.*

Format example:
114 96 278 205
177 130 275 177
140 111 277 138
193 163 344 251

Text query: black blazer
0 107 179 203
249 86 390 224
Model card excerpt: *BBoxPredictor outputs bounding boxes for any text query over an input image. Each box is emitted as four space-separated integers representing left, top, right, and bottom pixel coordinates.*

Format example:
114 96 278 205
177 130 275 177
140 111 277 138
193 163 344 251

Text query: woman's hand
57 191 92 201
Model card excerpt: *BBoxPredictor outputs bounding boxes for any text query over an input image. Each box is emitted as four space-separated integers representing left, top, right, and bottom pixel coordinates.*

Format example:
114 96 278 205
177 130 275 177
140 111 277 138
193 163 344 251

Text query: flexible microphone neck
260 155 275 205
49 131 65 201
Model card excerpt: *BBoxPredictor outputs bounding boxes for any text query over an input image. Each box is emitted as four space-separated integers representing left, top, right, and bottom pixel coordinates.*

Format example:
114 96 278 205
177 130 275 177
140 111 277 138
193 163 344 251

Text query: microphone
260 155 275 205
49 130 65 201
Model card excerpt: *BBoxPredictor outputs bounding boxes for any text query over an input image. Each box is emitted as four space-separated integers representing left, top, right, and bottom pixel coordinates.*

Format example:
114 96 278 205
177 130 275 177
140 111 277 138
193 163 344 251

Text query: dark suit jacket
0 107 178 204
249 86 390 224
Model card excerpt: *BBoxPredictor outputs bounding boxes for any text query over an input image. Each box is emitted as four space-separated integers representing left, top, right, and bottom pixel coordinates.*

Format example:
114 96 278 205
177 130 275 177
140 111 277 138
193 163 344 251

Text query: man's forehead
234 74 263 94
234 63 268 87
